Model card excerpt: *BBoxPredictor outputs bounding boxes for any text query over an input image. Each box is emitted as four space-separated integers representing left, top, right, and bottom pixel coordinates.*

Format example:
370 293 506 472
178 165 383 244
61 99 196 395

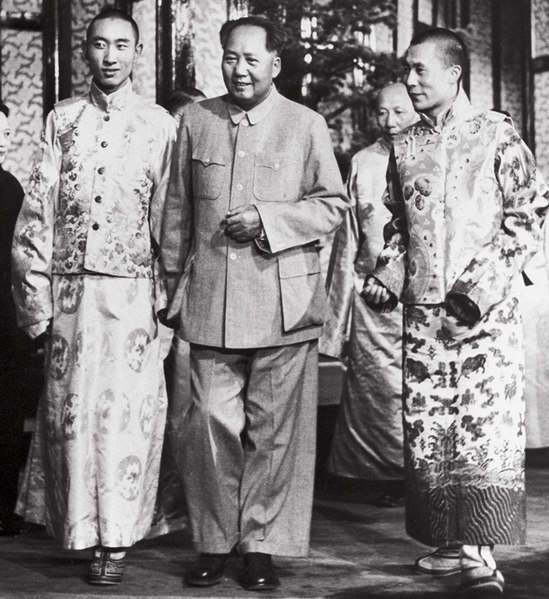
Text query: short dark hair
0 101 9 118
166 88 206 114
219 16 288 55
86 6 140 44
409 27 468 84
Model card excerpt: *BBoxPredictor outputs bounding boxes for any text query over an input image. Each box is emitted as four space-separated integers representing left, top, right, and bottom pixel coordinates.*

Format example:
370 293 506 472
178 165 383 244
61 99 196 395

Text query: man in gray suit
160 15 348 592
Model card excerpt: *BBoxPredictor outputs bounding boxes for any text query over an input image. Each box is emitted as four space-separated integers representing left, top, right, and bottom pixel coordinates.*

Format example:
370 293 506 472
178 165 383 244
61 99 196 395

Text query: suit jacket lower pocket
278 246 327 332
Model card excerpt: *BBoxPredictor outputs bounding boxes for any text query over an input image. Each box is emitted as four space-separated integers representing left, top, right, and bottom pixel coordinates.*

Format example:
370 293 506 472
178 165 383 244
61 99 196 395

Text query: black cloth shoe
242 552 280 591
185 552 229 587
87 549 126 585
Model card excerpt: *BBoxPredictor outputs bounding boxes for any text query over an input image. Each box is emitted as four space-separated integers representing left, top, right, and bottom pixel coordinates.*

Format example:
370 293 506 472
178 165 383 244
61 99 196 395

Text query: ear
272 55 281 79
448 64 462 85
134 42 143 59
82 39 89 63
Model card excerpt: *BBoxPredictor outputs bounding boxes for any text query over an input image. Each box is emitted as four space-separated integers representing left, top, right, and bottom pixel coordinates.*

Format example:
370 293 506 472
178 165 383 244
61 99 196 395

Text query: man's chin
94 78 125 94
229 92 253 109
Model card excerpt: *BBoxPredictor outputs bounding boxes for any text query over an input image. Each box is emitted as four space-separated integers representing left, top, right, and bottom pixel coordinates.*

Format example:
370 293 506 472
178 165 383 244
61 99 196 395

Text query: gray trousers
180 340 318 556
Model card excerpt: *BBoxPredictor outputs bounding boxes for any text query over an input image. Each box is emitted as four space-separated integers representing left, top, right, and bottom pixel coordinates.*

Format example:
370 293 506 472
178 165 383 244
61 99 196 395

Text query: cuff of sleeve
254 227 271 254
22 320 50 340
445 291 482 325
371 253 406 300
449 278 490 321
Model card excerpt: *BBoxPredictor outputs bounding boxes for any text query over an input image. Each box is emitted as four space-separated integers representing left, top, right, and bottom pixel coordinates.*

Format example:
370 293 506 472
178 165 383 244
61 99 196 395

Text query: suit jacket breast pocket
192 152 227 200
278 246 327 332
253 152 297 202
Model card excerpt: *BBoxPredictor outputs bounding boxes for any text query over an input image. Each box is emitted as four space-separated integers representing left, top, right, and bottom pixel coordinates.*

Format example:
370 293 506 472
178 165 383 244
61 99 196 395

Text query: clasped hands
221 204 262 243
361 276 395 313
362 276 480 325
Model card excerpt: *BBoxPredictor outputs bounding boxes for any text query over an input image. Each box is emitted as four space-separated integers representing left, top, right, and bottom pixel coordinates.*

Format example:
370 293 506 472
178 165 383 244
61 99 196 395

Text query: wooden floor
1 466 548 599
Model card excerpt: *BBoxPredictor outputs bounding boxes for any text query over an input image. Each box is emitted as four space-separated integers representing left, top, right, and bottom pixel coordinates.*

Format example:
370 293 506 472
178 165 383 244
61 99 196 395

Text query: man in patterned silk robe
11 8 176 586
363 28 548 596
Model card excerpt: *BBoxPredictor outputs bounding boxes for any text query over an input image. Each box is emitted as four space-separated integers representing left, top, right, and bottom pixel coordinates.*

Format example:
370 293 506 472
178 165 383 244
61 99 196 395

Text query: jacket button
92 223 99 231
95 195 102 203
98 167 105 174
229 252 237 260
104 114 110 121
101 141 108 148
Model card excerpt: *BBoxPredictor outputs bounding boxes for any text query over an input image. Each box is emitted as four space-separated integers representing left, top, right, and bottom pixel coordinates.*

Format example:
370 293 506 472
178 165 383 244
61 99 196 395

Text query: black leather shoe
185 553 229 587
242 552 280 591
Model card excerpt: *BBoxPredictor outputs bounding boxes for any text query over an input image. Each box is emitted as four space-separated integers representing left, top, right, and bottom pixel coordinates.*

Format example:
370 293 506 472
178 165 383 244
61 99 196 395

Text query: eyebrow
406 59 427 68
90 35 132 43
224 49 259 57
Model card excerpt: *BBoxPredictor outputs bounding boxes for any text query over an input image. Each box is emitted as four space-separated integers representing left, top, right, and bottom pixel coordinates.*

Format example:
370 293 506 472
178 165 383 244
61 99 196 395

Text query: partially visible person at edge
153 84 208 535
11 7 176 586
362 27 548 596
320 82 417 508
160 15 348 592
162 83 206 449
0 101 36 537
166 87 206 121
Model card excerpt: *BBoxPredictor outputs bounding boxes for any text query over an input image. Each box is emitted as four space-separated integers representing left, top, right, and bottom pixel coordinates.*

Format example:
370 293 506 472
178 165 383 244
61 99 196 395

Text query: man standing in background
321 82 417 508
0 100 34 538
161 15 348 592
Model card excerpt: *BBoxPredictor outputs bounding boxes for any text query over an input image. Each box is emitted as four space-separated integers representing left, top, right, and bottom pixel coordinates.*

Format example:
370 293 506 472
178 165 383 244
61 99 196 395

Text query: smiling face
376 83 417 142
0 113 11 165
404 40 461 120
85 17 142 94
222 24 281 111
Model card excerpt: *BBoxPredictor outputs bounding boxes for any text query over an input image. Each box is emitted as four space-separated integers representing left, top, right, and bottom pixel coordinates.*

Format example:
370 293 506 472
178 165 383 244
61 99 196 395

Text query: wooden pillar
157 0 194 106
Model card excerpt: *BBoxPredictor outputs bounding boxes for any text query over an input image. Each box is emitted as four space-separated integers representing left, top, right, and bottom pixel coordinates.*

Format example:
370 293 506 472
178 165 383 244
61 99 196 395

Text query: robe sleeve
11 110 60 333
160 112 194 317
364 149 408 310
149 114 177 259
253 114 349 253
448 122 549 320
319 156 359 358
148 113 177 313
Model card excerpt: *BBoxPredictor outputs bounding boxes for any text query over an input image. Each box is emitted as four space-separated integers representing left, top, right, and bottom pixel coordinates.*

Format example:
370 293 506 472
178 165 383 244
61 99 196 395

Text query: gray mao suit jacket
161 86 349 349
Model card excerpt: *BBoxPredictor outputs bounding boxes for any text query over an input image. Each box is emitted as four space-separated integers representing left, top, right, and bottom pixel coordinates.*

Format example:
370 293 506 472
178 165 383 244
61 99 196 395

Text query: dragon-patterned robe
369 90 548 546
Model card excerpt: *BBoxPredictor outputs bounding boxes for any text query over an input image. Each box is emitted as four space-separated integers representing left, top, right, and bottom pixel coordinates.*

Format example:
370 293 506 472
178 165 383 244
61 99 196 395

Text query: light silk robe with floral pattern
12 81 177 550
369 90 548 546
320 138 404 480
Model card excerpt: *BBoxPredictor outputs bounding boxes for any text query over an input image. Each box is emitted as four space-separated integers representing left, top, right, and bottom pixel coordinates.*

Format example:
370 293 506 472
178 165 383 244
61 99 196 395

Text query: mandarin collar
90 79 133 112
227 85 279 126
419 87 472 130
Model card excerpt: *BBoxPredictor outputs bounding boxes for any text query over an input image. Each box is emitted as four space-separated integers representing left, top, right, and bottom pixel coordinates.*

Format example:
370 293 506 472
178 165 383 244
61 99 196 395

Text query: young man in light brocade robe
363 28 548 596
11 8 176 586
